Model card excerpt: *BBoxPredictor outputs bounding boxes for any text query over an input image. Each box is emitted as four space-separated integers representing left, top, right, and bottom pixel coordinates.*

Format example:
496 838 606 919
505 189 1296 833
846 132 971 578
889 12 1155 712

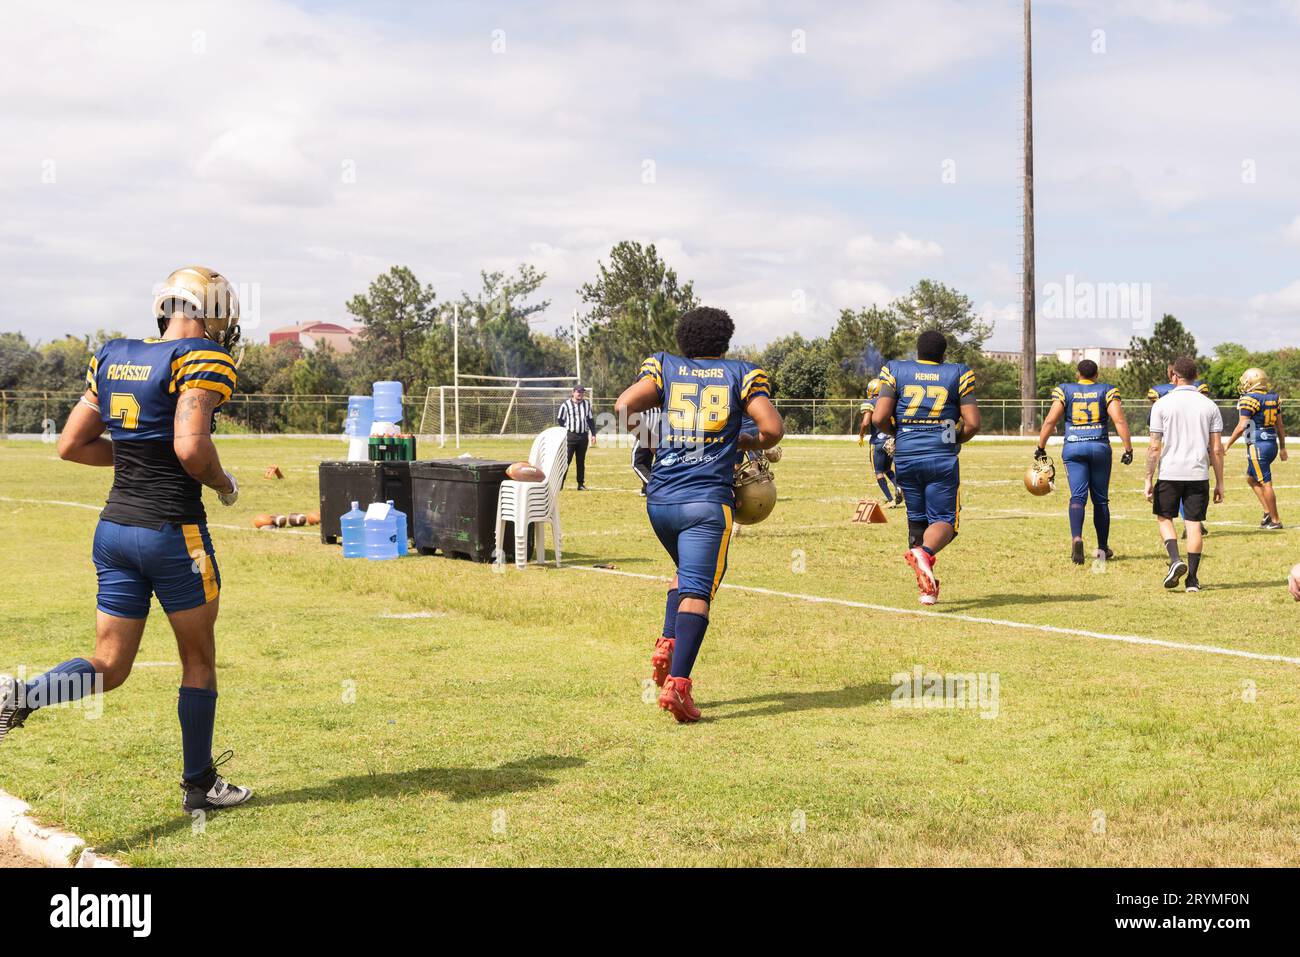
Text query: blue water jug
364 502 399 561
341 501 365 558
344 395 374 437
387 499 408 557
372 380 404 425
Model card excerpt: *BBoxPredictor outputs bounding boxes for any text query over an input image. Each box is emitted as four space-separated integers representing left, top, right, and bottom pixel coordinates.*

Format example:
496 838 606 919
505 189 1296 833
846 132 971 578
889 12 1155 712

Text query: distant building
981 347 1129 369
1053 346 1130 369
268 321 361 354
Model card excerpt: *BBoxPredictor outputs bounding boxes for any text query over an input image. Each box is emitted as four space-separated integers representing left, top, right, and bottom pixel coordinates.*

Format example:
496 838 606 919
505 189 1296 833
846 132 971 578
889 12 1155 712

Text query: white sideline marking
0 496 317 536
566 565 1300 668
11 494 1297 667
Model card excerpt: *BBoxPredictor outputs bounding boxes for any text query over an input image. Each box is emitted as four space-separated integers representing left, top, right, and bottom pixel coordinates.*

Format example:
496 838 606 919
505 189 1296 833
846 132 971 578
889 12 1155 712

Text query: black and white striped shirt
633 406 662 449
557 398 594 435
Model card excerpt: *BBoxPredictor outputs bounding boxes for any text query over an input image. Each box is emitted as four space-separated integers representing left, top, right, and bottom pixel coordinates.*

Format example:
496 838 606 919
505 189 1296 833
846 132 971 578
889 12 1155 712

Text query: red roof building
268 321 360 354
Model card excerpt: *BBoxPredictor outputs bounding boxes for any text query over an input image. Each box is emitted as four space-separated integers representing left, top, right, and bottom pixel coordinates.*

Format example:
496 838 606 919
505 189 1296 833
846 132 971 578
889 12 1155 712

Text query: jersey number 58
667 383 730 432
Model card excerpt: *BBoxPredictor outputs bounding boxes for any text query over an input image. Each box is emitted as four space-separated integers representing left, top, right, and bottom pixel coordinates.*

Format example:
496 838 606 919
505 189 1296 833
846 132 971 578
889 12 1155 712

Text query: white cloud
1248 280 1300 315
1114 0 1233 27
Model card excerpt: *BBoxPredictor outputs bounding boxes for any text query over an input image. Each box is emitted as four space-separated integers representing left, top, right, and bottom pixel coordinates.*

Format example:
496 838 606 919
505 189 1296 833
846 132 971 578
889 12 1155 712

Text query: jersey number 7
109 392 141 429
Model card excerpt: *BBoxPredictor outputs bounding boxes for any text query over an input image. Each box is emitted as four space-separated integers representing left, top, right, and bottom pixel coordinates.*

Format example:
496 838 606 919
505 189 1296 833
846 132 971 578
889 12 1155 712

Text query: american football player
614 307 784 722
858 378 903 507
1149 363 1211 538
1224 367 1287 529
0 267 252 813
871 330 980 605
1036 360 1134 564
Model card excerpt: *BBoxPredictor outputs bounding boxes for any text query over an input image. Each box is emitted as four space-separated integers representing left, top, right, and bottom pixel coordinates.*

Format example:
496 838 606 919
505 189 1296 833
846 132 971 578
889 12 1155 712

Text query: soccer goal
418 376 585 447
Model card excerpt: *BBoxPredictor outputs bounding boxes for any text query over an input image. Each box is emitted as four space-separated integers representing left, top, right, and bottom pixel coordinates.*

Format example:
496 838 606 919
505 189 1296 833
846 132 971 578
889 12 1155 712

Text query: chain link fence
3 390 1292 438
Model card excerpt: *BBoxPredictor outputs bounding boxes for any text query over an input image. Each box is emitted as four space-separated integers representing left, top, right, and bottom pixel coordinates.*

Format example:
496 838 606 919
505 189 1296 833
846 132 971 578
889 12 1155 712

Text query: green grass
1 435 1298 866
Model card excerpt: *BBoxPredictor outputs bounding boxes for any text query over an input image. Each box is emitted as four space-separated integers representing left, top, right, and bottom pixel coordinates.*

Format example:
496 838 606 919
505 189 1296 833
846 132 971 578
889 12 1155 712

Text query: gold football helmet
734 451 777 525
153 266 241 350
866 377 883 399
1024 456 1056 496
1238 367 1269 395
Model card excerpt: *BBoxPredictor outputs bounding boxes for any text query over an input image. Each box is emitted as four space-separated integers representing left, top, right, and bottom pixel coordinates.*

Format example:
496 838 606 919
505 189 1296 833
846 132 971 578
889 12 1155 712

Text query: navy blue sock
1068 500 1086 539
876 476 894 500
662 589 679 639
1093 503 1111 550
177 687 217 782
670 612 708 678
23 658 97 710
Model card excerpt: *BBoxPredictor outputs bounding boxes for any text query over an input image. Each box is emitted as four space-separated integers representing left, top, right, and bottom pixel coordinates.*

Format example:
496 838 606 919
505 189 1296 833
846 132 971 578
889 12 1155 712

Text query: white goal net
419 382 593 446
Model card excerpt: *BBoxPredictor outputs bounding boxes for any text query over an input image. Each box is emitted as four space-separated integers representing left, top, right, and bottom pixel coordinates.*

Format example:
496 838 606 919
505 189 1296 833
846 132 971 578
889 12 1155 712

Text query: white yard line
564 565 1300 668
9 494 1297 666
0 496 317 536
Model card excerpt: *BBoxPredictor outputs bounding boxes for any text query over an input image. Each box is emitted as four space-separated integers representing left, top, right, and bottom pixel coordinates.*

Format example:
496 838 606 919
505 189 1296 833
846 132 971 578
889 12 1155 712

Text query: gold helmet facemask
1238 367 1269 395
1024 457 1056 496
153 266 241 351
734 451 778 526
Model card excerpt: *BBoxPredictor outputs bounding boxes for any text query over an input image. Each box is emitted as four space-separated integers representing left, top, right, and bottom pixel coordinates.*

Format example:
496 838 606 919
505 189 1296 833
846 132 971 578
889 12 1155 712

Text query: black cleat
1164 560 1188 589
1185 579 1201 593
1260 513 1271 528
180 750 253 813
1264 520 1284 530
0 675 32 747
1071 540 1085 565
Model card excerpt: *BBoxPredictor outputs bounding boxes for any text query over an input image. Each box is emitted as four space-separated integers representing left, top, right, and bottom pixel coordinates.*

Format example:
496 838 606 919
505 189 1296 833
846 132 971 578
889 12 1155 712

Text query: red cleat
905 547 937 597
919 578 940 606
651 637 675 687
658 676 701 723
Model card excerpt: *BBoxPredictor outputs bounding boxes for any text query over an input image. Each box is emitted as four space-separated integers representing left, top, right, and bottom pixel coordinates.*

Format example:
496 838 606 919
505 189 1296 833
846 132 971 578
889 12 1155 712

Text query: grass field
2 434 1299 867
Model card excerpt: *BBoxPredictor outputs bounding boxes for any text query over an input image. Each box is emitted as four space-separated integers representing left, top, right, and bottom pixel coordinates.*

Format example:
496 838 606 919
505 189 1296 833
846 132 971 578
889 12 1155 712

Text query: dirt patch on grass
0 837 45 867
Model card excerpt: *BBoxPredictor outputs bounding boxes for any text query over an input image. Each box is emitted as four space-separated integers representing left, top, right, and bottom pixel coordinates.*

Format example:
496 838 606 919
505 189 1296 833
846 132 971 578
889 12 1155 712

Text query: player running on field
871 330 981 606
1224 367 1287 529
1035 359 1134 565
858 378 903 507
0 267 252 813
614 307 784 722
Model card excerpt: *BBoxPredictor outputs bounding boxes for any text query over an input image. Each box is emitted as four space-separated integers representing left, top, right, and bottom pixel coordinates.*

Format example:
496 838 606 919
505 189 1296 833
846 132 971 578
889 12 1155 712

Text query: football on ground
0 436 1297 866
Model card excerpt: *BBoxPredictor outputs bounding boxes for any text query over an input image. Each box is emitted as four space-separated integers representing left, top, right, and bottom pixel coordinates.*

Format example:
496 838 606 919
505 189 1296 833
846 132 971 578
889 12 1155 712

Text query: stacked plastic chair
494 426 569 568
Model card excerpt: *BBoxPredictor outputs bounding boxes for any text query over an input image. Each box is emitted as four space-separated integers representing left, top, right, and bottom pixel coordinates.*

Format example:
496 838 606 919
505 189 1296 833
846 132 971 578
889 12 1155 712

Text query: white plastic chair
495 426 568 568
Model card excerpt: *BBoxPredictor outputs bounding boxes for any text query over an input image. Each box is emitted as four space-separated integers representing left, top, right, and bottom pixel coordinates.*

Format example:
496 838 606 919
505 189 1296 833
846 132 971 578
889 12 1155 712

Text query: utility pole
1021 0 1037 434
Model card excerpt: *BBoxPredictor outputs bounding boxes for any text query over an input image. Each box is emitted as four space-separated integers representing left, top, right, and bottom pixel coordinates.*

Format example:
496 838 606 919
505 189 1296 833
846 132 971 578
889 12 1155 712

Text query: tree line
2 240 1296 433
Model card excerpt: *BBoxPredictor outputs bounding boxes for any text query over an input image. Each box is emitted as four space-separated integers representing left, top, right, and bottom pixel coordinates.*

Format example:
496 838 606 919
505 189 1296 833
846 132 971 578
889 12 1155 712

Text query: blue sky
2 0 1298 355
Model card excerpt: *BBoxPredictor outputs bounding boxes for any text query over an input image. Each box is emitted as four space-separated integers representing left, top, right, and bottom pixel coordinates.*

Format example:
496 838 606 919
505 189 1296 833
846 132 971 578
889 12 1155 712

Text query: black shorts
1153 479 1209 522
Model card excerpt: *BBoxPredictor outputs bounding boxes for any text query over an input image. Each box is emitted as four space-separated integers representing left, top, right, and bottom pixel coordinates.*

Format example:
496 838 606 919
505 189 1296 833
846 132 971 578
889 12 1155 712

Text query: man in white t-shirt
1146 356 1225 592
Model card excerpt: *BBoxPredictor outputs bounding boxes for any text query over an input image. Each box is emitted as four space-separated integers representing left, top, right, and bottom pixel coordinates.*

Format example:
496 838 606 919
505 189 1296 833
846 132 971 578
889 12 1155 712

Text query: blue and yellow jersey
1237 391 1280 442
88 337 237 441
1051 380 1119 443
1148 380 1208 403
85 337 237 527
638 352 770 505
859 399 890 446
876 359 975 458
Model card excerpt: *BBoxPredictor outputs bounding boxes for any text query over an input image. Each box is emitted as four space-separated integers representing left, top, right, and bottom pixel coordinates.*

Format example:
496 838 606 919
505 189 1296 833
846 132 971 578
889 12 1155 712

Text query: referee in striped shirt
557 385 595 490
631 406 661 497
